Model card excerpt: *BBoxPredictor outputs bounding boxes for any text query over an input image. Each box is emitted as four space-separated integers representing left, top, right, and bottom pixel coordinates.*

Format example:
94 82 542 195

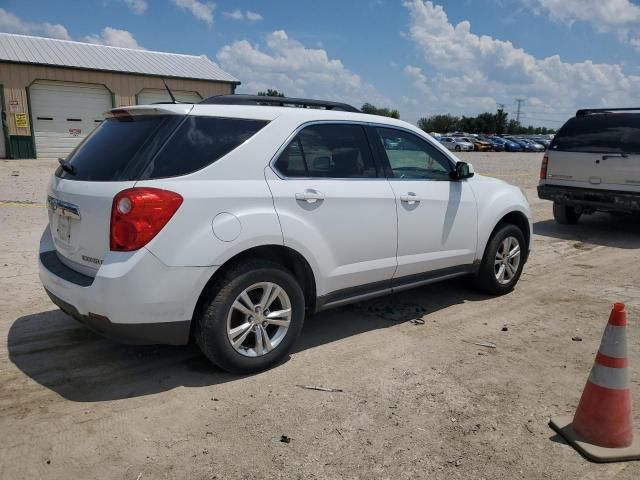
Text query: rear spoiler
576 108 640 117
104 104 194 118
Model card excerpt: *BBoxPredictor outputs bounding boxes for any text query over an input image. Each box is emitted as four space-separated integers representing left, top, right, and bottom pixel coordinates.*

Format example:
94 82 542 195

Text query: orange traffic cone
550 303 640 462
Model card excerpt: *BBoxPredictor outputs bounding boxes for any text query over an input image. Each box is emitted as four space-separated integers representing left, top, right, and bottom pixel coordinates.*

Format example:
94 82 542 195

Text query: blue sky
2 0 640 127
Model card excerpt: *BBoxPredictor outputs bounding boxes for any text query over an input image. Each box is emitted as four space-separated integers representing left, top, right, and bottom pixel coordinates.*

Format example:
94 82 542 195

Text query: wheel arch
192 244 317 332
484 210 531 264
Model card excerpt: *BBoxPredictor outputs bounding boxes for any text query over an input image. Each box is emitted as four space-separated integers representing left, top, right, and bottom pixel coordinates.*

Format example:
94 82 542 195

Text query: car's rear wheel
196 260 305 373
455 145 461 152
474 224 525 295
553 202 581 224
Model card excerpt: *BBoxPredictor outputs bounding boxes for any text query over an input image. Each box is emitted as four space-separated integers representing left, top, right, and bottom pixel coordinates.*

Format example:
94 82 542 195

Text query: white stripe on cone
599 324 628 358
588 363 629 390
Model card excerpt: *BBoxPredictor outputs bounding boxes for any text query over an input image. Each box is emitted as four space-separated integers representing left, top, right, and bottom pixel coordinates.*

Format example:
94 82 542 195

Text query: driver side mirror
451 161 474 180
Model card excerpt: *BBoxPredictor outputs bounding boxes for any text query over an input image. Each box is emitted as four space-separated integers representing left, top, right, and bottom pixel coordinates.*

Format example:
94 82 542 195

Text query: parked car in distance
532 137 551 149
538 107 640 224
39 94 531 373
462 136 492 152
509 138 538 152
482 136 505 152
518 138 546 152
491 136 523 152
439 136 474 152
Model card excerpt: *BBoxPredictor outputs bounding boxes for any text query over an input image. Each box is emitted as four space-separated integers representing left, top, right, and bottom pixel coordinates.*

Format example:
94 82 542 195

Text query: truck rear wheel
553 202 581 225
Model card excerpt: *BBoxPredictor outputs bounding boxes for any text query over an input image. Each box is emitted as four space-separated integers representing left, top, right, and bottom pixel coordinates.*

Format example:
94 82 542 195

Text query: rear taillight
540 154 549 180
110 188 183 251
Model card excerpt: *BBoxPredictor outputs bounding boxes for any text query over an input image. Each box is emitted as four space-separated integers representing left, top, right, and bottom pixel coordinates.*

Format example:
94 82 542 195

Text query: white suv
39 95 532 373
538 108 640 223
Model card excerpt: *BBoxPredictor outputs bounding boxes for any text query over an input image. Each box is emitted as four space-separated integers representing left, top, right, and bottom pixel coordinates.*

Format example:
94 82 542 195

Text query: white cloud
0 8 143 51
124 0 148 14
223 9 263 21
527 0 640 50
217 30 389 108
246 11 263 22
84 27 144 49
0 8 71 40
404 65 429 94
223 9 244 20
171 0 214 26
401 1 640 125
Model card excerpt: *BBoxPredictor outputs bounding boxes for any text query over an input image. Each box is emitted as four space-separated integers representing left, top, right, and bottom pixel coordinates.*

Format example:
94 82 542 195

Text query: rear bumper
45 288 191 345
38 226 216 345
538 184 640 213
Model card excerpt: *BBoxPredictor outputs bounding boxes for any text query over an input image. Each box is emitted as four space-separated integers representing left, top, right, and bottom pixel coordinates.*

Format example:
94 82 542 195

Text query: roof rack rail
576 108 640 117
199 94 360 113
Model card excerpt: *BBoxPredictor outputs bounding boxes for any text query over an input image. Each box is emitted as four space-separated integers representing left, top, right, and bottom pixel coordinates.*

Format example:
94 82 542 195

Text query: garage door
137 89 202 105
30 81 112 159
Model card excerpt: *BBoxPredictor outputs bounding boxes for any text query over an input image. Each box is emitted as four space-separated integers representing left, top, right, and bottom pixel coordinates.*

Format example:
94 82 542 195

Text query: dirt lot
1 153 639 479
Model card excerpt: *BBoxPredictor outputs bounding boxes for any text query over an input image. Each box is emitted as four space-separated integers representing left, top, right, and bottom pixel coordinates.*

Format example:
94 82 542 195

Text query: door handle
295 190 325 203
400 193 420 204
602 153 628 160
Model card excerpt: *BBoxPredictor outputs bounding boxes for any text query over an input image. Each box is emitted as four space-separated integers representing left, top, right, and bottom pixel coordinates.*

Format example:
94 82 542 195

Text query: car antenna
162 79 177 103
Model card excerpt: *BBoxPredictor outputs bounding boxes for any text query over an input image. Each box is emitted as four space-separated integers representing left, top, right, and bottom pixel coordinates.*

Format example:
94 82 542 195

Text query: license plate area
56 214 72 243
47 196 81 246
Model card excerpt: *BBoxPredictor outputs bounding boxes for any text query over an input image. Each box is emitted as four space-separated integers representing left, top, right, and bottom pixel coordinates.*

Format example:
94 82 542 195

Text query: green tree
495 109 508 135
417 114 460 133
257 89 285 97
361 103 400 119
415 109 554 135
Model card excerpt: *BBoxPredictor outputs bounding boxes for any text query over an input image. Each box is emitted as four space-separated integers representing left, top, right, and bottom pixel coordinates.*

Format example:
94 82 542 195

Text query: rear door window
552 114 640 154
275 124 378 178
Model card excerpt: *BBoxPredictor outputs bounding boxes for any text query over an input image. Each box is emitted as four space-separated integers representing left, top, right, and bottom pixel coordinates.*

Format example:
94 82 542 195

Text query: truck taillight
110 188 183 251
540 154 549 180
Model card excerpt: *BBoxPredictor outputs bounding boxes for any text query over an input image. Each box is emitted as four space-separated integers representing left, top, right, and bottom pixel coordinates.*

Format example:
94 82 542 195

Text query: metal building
0 33 240 159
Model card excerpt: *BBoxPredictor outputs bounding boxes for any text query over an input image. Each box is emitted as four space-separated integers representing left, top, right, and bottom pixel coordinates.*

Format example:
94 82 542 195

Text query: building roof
0 33 239 83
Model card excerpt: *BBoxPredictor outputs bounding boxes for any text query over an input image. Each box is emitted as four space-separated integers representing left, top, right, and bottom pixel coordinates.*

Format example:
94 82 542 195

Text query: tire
455 145 461 152
195 259 305 373
474 224 526 295
553 202 581 225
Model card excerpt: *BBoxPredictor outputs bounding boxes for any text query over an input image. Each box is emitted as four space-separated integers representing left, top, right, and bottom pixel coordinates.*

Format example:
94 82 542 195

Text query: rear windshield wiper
58 158 76 175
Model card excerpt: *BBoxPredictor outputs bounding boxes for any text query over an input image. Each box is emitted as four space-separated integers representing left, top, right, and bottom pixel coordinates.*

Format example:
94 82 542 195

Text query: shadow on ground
8 278 489 403
534 212 640 249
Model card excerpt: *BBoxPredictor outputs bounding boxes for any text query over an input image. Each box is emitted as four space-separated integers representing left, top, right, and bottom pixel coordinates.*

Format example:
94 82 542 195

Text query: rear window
57 115 268 181
551 114 640 154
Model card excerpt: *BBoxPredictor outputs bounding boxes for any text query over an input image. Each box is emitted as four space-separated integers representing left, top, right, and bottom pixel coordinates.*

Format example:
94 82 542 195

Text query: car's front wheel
455 145 461 152
196 260 305 373
474 224 526 295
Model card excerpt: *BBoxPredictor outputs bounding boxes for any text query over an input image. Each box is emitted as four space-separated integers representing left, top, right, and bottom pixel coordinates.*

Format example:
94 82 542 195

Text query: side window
144 116 268 179
376 127 452 180
275 124 377 178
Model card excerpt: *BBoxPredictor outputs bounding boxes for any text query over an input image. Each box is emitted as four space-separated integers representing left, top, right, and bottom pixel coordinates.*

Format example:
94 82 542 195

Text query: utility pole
515 98 525 123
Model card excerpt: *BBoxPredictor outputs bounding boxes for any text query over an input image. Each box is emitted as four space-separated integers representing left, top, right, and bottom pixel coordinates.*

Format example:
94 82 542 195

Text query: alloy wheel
226 282 292 357
494 236 521 285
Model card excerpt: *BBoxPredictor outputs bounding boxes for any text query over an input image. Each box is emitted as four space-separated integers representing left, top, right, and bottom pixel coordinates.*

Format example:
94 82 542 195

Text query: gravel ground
1 153 639 479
